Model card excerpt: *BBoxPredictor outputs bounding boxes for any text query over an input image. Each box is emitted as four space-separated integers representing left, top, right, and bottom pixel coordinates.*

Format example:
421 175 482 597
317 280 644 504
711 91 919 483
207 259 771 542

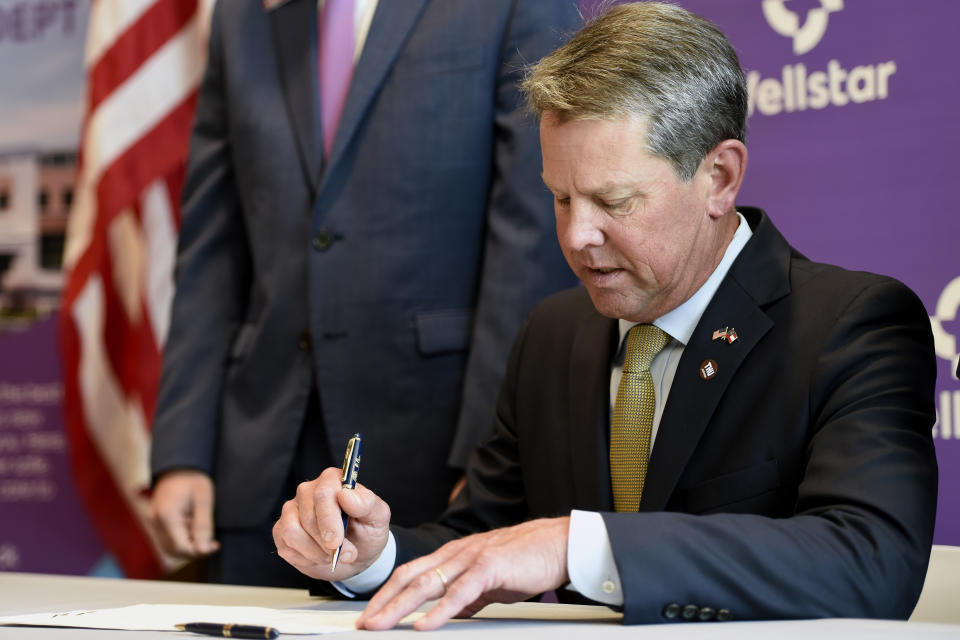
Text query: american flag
58 0 213 578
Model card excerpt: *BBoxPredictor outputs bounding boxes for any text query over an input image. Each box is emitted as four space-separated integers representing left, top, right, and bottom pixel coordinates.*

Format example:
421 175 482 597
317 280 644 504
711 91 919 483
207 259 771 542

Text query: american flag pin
712 327 739 344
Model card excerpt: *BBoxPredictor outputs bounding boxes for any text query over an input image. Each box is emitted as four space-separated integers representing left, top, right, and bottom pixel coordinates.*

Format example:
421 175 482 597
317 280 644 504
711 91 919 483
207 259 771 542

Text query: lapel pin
712 326 739 344
699 359 718 380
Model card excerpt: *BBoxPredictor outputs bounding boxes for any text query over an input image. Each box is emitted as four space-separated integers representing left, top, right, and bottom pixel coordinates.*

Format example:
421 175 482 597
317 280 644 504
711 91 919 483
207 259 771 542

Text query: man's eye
555 196 570 207
604 199 629 212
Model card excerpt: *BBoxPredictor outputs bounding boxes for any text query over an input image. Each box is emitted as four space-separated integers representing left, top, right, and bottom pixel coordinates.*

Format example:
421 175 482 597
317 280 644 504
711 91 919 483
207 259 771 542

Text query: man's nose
559 203 605 252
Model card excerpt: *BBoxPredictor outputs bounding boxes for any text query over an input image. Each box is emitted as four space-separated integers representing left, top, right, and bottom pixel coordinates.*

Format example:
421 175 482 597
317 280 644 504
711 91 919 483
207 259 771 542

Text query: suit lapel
568 307 618 512
640 208 792 511
640 281 772 511
316 0 429 193
270 0 322 193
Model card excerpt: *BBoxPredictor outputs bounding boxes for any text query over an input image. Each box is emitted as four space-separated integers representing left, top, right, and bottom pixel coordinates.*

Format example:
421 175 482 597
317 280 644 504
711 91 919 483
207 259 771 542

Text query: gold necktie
610 324 670 512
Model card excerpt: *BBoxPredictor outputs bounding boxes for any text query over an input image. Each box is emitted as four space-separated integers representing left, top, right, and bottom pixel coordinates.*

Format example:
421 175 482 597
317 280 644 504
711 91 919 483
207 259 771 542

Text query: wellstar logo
749 0 897 117
762 0 844 55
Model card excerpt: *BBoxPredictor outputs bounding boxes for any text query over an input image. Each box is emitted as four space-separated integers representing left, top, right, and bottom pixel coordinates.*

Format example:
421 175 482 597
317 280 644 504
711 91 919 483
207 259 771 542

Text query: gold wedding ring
434 567 449 592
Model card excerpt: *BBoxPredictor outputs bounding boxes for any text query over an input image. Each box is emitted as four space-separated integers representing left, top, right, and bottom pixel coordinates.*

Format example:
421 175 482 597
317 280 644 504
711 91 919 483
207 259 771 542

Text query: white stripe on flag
85 0 158 68
85 15 206 188
72 275 152 503
141 179 177 348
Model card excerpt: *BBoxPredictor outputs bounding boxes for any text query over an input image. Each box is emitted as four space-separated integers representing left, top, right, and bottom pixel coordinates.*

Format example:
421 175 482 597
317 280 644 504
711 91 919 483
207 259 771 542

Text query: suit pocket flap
680 459 780 514
415 308 473 356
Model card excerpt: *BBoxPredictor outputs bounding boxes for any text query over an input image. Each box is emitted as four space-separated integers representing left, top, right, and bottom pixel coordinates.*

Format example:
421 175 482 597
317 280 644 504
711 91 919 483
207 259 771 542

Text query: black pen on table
331 432 362 571
175 622 278 639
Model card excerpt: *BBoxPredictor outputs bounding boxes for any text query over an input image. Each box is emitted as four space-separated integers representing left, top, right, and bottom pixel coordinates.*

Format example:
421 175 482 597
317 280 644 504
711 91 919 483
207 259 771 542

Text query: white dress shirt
318 0 377 61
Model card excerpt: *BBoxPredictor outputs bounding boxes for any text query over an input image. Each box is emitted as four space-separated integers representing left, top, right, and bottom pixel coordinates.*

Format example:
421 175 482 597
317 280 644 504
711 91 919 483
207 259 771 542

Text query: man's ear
704 139 748 219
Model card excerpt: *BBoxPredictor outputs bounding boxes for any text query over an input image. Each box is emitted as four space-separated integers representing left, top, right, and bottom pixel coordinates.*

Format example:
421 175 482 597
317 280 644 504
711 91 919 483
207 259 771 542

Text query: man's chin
584 288 647 322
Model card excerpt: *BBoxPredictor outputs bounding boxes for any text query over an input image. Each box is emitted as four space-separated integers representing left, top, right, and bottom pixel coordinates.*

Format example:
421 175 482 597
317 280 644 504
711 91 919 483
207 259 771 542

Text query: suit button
298 331 311 350
697 606 715 621
312 230 334 251
682 604 698 620
662 603 681 619
716 609 732 621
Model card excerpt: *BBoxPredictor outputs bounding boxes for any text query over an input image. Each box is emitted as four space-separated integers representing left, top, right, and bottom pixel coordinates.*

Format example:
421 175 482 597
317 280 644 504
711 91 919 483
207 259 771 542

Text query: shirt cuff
332 530 397 597
565 509 624 606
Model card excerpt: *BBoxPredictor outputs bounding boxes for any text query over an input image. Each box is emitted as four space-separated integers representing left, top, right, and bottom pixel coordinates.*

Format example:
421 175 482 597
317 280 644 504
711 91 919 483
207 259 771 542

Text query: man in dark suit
271 2 938 626
148 0 580 586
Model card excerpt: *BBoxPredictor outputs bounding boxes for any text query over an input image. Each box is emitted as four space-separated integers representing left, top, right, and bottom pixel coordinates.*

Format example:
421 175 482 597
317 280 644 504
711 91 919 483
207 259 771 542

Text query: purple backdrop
638 0 960 542
0 315 103 573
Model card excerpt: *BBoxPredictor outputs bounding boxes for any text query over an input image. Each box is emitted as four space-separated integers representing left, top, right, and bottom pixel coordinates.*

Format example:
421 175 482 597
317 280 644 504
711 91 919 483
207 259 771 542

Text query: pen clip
339 434 362 486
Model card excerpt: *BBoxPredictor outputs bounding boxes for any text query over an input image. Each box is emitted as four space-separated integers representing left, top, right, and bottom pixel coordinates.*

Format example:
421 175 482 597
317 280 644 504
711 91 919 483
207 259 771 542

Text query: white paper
0 603 380 634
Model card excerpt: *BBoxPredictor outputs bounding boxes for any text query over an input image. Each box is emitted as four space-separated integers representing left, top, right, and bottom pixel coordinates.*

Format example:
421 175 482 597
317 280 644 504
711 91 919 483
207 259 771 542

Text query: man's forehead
540 110 650 132
539 114 667 192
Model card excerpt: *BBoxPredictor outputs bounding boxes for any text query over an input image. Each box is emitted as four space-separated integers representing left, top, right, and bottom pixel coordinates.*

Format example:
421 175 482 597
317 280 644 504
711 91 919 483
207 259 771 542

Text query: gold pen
331 433 362 571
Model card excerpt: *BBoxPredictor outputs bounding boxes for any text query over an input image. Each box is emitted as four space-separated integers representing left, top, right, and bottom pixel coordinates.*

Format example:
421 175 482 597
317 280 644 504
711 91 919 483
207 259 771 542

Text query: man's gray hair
522 1 747 181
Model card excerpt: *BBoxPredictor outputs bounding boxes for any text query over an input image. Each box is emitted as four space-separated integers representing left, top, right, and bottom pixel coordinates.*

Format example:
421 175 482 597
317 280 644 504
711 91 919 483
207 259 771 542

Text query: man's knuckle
413 572 435 591
295 481 313 498
313 485 336 502
393 562 416 582
474 549 498 572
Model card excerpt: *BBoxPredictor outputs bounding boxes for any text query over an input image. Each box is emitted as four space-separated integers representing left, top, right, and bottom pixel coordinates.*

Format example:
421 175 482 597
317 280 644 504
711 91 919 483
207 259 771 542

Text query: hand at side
149 469 220 558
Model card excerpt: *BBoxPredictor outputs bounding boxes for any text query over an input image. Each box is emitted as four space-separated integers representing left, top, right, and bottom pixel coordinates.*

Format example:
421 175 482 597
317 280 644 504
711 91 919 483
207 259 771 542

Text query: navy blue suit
388 208 938 622
150 0 580 573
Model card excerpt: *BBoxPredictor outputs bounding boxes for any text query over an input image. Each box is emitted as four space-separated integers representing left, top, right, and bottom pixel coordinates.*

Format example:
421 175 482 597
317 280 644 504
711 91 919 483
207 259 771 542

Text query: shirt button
312 230 334 251
601 580 616 594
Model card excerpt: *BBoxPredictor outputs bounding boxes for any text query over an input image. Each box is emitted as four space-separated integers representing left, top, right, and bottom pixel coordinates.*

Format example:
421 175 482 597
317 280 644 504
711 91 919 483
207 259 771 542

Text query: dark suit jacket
390 208 938 623
150 0 580 528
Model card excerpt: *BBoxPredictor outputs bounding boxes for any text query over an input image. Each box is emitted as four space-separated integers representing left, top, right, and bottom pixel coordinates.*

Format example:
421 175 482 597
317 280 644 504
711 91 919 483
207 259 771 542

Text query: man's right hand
149 470 220 558
273 467 392 582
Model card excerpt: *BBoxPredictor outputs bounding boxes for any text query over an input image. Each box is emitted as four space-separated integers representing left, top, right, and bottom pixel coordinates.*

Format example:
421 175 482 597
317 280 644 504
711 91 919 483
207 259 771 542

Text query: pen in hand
175 622 278 639
331 432 362 572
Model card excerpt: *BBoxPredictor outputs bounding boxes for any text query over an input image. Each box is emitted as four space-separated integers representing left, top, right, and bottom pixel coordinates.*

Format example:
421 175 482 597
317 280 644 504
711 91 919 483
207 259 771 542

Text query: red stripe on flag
58 301 163 579
87 0 198 113
94 93 197 227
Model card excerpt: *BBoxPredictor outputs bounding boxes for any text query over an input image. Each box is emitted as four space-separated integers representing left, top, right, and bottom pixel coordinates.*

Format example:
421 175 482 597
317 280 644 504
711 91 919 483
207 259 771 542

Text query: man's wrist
335 531 397 596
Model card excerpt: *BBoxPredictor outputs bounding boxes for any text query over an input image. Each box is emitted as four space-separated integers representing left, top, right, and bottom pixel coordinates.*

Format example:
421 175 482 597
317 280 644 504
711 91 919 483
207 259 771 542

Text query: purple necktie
319 0 355 158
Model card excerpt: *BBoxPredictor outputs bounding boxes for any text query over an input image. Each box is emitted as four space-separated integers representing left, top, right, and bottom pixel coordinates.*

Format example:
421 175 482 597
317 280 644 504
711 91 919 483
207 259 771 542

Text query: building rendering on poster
0 0 106 575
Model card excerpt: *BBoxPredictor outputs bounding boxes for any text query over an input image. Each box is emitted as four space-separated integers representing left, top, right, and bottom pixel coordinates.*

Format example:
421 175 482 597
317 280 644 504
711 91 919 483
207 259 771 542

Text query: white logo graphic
0 542 19 570
762 0 844 55
930 275 960 381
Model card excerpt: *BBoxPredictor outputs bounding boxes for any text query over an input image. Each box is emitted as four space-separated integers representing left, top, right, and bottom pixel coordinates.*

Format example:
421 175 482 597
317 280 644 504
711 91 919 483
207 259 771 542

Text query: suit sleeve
150 2 252 479
603 279 938 623
447 0 581 468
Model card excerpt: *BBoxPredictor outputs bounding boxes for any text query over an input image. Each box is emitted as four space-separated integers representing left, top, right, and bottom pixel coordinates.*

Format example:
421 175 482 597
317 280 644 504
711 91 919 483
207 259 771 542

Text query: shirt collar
617 210 753 349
